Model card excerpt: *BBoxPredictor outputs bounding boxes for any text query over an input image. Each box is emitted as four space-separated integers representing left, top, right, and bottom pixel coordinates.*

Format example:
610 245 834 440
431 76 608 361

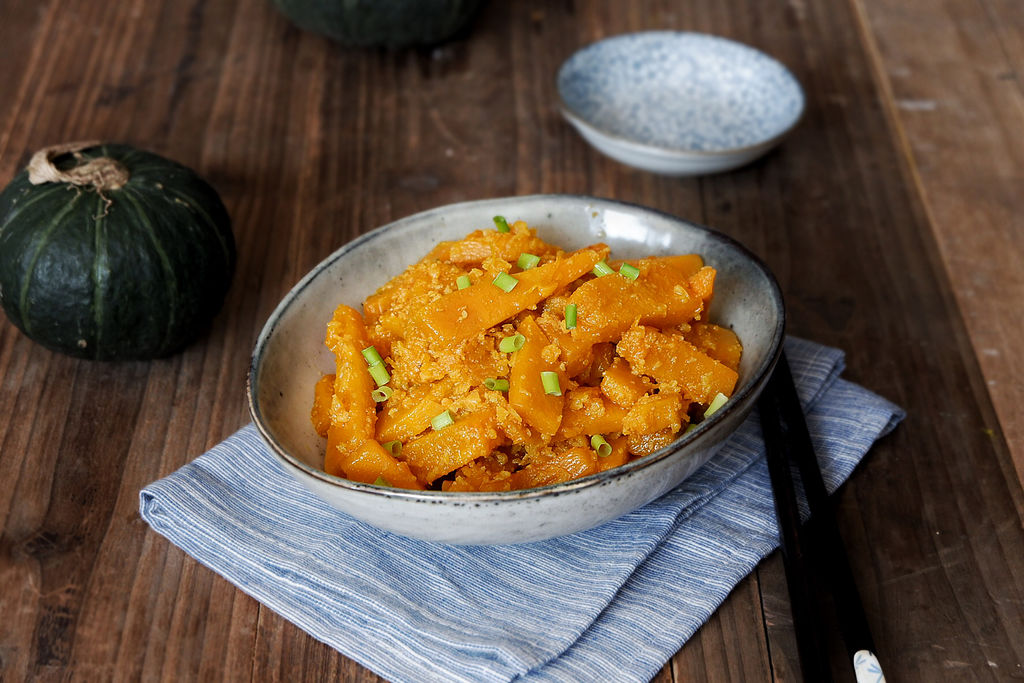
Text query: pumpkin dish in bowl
311 218 743 492
248 195 783 544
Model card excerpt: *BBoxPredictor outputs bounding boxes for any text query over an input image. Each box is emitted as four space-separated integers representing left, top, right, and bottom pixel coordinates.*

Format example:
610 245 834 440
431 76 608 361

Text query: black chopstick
758 351 885 682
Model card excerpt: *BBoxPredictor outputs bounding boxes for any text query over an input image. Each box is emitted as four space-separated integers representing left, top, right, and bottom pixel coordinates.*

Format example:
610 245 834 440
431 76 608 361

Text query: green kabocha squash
269 0 484 47
0 141 235 360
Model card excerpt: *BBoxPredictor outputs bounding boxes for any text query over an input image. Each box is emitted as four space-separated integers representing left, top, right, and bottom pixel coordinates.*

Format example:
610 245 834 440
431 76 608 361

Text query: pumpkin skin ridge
0 143 236 360
118 188 181 357
158 185 235 276
91 193 110 354
0 183 67 237
16 190 88 340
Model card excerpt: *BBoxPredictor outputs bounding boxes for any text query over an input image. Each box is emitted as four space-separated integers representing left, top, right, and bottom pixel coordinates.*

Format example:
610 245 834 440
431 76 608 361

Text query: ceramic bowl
247 195 785 545
557 32 805 175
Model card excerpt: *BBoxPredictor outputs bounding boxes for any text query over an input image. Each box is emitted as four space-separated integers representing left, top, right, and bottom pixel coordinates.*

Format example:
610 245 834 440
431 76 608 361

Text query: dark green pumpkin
269 0 483 47
0 142 235 360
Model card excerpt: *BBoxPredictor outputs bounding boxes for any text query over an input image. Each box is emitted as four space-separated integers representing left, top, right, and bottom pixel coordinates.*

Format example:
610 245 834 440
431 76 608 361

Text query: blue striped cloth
140 337 903 682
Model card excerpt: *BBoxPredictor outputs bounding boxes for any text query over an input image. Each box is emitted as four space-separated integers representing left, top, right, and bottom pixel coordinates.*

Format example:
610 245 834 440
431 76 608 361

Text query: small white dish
557 32 805 175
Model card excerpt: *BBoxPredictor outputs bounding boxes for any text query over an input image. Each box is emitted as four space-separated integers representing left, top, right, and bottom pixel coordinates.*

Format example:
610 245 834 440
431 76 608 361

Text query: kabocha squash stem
26 140 130 191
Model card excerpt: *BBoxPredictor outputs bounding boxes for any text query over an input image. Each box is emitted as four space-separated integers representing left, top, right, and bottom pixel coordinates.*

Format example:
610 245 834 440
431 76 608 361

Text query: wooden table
2 1 1022 680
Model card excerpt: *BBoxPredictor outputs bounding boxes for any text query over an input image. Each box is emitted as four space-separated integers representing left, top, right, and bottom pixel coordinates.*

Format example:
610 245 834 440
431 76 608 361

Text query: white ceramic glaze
247 195 785 544
557 32 805 175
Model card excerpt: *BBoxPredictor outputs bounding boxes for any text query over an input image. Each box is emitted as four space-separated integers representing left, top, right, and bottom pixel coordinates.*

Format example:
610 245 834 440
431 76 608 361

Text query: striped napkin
140 337 903 683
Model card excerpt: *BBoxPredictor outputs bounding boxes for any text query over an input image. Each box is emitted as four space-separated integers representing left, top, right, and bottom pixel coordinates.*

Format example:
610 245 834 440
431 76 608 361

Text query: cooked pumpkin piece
508 316 566 438
327 437 422 490
622 391 684 436
311 373 335 438
599 357 652 407
555 386 628 440
401 408 505 484
426 221 560 266
568 259 708 347
683 321 743 371
509 442 599 490
408 244 609 348
616 325 739 405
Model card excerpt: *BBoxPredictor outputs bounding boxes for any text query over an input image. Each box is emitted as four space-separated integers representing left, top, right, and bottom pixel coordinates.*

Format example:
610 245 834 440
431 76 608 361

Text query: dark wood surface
1 0 1022 680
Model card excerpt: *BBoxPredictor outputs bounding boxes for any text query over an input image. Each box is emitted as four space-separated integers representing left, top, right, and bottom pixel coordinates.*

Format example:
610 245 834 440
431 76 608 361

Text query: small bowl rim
247 194 786 503
556 30 807 159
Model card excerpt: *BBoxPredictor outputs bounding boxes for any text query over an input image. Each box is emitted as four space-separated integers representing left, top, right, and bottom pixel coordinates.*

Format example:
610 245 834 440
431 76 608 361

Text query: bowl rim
247 194 786 503
556 30 807 158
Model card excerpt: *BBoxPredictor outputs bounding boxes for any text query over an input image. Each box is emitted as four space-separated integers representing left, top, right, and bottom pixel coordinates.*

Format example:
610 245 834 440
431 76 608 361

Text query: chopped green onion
590 434 612 457
361 346 384 366
499 333 525 353
684 423 699 434
492 272 519 292
618 263 640 280
540 371 561 396
431 409 454 431
592 260 614 277
368 363 391 387
456 275 471 290
381 440 402 456
493 215 511 233
564 303 577 330
484 377 510 392
371 386 394 402
704 392 729 418
517 252 540 270
373 475 392 487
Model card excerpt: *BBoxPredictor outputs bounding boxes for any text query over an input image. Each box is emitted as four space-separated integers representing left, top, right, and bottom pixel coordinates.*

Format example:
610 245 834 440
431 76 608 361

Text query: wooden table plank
0 0 1021 681
854 0 1024 487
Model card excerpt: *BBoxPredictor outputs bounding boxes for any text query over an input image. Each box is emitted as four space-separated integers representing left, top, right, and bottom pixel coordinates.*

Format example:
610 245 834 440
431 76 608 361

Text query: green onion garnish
618 263 640 280
456 275 471 290
371 386 394 402
381 440 402 456
361 346 384 366
592 260 614 277
590 434 612 457
517 252 540 270
541 371 561 396
499 333 525 353
368 363 391 387
431 409 454 431
564 303 577 330
493 215 511 233
704 392 729 418
373 475 392 487
492 272 519 292
685 423 699 434
484 378 509 392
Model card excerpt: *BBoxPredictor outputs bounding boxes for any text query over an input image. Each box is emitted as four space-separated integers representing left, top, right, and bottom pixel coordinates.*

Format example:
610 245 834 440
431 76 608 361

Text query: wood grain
854 0 1024 489
0 0 1022 681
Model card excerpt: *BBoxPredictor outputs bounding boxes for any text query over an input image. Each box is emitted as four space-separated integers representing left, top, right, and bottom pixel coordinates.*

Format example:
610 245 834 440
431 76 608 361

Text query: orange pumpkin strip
326 436 422 489
569 260 708 346
617 326 739 405
555 386 628 440
311 373 336 438
508 316 565 438
409 244 609 348
402 408 504 484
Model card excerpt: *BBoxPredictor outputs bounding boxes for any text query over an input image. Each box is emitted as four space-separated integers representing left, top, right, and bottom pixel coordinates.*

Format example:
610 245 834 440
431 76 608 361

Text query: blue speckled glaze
558 32 804 153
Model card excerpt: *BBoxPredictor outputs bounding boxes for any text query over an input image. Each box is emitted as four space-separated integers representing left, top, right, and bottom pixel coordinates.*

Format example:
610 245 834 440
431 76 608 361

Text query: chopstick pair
758 351 886 683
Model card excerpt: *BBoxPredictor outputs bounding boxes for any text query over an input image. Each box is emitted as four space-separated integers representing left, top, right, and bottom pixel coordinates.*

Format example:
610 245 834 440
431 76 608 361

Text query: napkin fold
140 337 903 683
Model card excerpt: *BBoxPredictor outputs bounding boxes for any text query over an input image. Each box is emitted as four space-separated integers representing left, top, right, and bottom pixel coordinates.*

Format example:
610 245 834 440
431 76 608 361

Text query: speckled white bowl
247 195 784 544
557 32 805 175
